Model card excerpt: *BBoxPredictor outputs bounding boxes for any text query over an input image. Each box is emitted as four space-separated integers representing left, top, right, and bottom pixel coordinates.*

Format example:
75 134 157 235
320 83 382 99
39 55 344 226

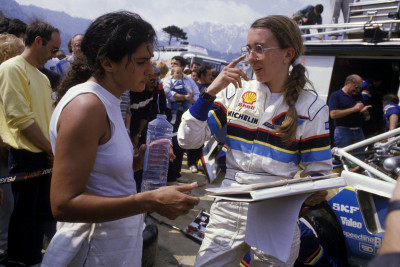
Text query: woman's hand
151 183 200 220
206 55 248 96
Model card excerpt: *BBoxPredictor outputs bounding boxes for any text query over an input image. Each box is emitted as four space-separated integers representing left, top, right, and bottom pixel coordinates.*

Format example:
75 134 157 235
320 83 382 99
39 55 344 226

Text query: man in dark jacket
292 4 324 39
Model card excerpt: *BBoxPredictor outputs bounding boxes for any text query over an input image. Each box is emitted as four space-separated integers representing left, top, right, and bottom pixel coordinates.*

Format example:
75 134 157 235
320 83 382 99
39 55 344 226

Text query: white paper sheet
206 176 346 202
245 193 311 263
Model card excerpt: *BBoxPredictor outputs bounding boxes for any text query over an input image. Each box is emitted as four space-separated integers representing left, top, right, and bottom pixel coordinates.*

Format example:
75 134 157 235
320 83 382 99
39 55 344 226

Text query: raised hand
206 54 248 96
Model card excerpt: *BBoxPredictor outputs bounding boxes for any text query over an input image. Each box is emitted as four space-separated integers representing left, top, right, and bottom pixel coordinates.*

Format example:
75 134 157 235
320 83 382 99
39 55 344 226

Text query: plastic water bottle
141 114 173 191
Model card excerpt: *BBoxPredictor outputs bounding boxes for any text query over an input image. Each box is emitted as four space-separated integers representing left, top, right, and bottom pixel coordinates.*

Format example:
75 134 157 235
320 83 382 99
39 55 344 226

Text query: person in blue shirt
328 74 371 164
359 75 385 137
360 76 384 104
382 93 400 131
55 34 83 77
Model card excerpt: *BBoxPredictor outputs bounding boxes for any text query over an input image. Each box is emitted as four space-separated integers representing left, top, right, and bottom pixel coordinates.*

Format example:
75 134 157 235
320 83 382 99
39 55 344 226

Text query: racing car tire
142 215 158 267
302 201 348 261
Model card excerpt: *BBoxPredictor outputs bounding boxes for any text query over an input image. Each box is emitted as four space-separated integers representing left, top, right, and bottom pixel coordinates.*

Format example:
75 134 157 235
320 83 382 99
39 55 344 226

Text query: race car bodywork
305 128 399 266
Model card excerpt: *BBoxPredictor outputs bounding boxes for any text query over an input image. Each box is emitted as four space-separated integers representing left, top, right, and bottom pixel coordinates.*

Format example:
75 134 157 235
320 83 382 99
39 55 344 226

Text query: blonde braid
276 63 307 143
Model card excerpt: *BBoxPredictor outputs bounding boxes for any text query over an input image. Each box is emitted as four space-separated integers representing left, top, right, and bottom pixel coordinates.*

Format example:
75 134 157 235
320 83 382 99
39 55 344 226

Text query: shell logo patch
242 92 257 104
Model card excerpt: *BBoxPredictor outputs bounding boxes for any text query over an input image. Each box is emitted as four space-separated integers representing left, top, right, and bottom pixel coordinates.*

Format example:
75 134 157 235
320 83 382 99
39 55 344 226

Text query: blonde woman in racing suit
178 15 332 267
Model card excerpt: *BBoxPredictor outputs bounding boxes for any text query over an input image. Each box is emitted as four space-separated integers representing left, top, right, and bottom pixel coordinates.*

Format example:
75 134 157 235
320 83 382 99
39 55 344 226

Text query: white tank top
49 81 137 195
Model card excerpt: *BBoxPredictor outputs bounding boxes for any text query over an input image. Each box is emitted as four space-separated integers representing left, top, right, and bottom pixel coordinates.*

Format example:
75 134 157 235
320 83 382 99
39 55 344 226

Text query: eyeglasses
241 44 280 60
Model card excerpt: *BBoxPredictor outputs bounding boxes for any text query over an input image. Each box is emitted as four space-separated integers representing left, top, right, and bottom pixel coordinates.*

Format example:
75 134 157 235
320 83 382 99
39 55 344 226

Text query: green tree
162 25 188 45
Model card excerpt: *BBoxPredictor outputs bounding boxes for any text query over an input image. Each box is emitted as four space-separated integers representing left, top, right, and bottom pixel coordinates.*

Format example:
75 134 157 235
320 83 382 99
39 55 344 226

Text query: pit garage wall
299 55 335 103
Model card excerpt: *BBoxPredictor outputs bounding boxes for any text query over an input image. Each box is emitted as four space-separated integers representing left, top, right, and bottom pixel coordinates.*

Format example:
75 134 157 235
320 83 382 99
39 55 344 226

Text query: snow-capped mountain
156 21 248 61
184 22 249 54
0 0 91 53
1 0 245 61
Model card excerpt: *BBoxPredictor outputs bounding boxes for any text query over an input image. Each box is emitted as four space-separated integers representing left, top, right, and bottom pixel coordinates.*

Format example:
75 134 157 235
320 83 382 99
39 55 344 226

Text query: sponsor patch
332 203 360 214
238 92 257 110
343 231 382 246
340 216 362 229
263 122 276 129
242 92 257 104
359 242 376 255
227 110 259 125
325 121 329 130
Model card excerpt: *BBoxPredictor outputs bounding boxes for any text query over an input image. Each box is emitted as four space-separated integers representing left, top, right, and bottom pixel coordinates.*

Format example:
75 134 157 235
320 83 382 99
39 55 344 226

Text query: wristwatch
201 91 216 103
136 133 142 138
387 200 400 215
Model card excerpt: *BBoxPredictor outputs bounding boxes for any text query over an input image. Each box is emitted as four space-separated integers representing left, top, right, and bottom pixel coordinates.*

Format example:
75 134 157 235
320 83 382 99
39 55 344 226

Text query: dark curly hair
54 54 90 106
82 11 156 79
55 11 157 105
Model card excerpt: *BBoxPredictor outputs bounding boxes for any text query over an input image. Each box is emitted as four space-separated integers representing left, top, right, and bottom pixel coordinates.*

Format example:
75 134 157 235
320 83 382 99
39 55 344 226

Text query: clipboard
206 174 347 202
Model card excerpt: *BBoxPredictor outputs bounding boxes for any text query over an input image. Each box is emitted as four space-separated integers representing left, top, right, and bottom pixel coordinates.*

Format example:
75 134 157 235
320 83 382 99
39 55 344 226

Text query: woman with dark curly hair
42 11 199 266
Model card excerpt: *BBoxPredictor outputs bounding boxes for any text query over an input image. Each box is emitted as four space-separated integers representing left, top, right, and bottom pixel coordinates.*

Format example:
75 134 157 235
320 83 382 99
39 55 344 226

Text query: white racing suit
178 80 332 266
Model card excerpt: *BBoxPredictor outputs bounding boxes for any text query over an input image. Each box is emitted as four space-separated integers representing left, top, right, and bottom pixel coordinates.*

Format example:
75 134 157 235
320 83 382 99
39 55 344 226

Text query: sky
13 0 337 30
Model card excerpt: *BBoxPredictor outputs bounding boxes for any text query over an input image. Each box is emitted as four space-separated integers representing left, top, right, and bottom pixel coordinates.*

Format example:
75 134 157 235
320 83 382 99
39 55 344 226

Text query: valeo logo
242 92 257 104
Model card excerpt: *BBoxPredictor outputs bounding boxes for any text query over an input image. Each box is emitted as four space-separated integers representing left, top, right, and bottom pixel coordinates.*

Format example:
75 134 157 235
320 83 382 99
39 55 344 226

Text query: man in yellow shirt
0 20 60 266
